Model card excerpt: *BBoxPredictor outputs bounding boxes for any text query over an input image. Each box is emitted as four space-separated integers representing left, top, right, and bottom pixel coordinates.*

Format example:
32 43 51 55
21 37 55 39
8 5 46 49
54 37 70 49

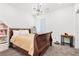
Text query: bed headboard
9 28 31 40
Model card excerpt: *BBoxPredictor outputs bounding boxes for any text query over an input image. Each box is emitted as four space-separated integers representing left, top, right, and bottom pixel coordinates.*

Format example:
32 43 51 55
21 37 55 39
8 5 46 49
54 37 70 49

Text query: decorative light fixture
32 3 49 16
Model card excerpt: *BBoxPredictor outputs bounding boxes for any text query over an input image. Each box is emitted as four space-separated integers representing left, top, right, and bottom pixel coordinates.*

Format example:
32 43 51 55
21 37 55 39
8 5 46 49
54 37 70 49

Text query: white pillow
19 30 29 35
13 30 20 36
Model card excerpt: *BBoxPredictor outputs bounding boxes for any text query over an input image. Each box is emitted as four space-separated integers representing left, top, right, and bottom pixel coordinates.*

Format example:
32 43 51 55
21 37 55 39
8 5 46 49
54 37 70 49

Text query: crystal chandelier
32 3 49 16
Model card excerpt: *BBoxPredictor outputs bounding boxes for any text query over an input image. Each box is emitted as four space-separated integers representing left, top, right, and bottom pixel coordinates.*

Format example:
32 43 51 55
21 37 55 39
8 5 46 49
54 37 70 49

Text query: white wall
74 4 79 49
0 3 34 28
46 5 74 43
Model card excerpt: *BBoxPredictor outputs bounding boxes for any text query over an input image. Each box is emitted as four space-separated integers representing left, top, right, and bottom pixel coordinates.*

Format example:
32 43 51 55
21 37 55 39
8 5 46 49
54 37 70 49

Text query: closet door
35 18 41 32
40 18 46 32
35 18 46 33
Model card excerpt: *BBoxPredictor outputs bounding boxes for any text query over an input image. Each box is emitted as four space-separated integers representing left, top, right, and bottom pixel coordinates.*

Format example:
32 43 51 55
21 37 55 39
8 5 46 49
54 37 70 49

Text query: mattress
10 34 35 55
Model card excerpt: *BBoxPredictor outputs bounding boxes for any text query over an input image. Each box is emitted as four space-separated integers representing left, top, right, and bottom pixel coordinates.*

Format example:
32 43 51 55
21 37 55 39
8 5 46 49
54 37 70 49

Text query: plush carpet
0 44 79 56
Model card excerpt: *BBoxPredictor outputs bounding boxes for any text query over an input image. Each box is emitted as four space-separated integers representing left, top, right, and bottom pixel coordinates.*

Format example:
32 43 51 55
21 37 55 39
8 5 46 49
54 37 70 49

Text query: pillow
19 30 29 35
13 30 20 36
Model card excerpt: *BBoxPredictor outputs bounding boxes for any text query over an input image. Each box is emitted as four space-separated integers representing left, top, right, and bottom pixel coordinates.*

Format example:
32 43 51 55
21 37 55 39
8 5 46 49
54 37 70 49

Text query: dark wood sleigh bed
9 28 53 56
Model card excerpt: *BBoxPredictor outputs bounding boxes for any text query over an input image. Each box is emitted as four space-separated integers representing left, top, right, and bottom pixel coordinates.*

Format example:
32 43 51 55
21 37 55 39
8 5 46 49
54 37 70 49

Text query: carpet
0 44 79 56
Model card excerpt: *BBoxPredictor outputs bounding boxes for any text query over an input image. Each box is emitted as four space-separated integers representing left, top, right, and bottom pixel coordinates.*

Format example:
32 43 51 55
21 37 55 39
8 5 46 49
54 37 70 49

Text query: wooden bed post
50 32 53 46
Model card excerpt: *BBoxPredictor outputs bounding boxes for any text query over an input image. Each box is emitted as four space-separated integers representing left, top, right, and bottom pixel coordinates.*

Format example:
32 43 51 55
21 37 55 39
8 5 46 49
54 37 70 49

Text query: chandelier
32 3 49 16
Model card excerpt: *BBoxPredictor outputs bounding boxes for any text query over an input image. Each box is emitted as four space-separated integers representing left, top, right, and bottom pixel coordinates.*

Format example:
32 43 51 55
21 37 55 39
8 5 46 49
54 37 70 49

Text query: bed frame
9 28 53 56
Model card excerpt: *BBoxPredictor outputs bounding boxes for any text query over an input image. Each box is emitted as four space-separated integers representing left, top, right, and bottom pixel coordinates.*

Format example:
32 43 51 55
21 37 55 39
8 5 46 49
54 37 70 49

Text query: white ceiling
7 3 74 13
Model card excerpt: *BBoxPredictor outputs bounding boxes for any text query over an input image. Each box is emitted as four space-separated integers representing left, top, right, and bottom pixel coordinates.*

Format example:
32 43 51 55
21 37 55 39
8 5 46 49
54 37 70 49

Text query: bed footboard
33 32 52 55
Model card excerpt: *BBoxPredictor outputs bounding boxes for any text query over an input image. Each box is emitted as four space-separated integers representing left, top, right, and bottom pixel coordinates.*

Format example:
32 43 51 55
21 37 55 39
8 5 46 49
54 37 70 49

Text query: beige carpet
0 44 79 56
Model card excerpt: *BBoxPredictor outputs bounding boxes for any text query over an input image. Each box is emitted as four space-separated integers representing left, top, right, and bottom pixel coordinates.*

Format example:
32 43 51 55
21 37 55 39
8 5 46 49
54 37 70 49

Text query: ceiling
7 3 74 14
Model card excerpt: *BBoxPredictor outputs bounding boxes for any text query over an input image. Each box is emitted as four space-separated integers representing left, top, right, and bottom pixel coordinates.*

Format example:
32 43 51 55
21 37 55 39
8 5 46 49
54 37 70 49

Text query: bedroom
0 3 79 56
